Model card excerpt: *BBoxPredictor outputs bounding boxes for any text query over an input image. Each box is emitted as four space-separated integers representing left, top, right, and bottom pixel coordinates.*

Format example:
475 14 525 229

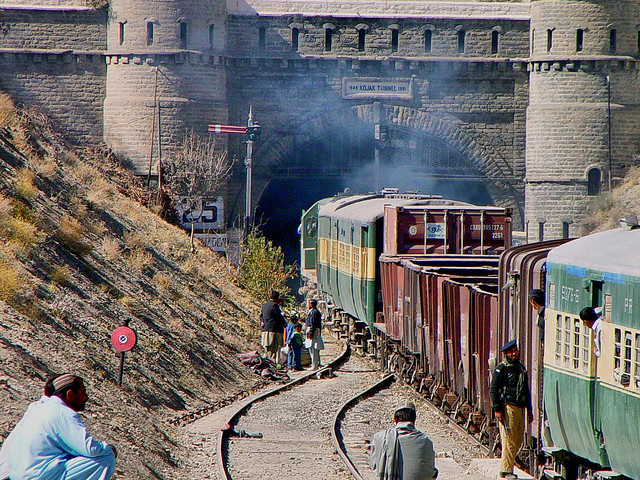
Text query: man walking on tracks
490 340 533 479
370 402 438 480
7 373 116 480
260 290 287 361
305 298 324 370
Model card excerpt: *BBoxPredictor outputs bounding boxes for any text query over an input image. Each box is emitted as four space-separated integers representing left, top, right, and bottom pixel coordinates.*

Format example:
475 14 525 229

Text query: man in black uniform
490 339 533 479
260 291 287 361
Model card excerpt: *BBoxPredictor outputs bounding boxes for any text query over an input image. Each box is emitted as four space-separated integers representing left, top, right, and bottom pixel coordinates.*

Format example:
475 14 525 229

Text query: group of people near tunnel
259 290 324 372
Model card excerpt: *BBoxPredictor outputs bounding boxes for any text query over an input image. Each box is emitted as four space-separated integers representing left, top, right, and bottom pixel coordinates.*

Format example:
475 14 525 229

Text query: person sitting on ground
369 402 438 480
8 373 117 480
288 322 304 371
580 306 603 358
0 374 60 480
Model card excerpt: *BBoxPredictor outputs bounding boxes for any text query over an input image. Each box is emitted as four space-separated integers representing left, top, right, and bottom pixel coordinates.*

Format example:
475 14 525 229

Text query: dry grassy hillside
0 96 263 478
580 166 640 235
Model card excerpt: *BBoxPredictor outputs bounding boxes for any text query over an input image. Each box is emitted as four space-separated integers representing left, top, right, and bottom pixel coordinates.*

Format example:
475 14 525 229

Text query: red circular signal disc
111 326 137 352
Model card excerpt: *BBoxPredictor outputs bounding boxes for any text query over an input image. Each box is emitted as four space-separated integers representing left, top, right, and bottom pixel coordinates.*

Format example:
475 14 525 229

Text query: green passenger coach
544 227 640 478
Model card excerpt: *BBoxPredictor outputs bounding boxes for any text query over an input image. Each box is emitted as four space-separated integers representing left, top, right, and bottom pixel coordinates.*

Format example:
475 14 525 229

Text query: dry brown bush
100 237 121 261
49 265 71 285
33 157 58 179
0 217 40 250
13 168 39 201
124 231 149 252
152 271 172 292
57 216 92 256
0 262 24 302
86 176 116 208
127 249 154 274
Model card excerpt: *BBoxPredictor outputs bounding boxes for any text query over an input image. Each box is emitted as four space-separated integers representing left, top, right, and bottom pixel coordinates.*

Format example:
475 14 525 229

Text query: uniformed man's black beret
501 339 518 352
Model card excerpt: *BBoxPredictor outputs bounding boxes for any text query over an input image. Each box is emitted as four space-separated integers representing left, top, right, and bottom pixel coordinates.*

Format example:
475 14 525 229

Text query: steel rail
217 341 351 480
331 373 396 480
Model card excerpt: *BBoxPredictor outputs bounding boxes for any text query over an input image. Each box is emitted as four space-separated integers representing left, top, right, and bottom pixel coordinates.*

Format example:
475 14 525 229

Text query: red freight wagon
384 205 512 256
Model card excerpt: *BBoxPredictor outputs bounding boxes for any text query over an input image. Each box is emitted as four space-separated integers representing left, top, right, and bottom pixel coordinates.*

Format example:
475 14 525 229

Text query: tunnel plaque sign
342 78 412 99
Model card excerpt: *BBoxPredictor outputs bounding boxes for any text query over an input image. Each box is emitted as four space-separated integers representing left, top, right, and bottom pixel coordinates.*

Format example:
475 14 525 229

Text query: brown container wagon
384 205 512 256
379 254 500 416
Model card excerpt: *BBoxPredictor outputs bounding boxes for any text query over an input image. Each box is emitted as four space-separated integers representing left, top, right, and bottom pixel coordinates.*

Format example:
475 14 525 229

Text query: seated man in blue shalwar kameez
7 373 116 480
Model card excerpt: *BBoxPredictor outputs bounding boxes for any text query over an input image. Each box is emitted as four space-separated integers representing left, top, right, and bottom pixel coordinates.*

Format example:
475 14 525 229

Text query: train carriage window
613 328 634 387
555 314 562 363
573 320 581 369
604 294 612 323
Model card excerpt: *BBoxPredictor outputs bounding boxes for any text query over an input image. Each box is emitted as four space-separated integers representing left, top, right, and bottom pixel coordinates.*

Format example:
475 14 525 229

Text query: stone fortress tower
104 0 228 172
526 0 640 240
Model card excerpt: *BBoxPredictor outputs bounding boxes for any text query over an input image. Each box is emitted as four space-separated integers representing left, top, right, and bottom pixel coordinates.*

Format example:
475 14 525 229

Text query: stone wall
0 6 106 50
227 17 529 58
0 52 105 143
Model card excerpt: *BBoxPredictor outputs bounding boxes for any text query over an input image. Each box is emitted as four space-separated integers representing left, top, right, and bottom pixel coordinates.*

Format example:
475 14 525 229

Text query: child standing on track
287 322 304 371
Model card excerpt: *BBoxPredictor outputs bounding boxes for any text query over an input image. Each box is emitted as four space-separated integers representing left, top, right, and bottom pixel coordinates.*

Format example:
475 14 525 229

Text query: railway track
213 331 490 480
217 339 385 479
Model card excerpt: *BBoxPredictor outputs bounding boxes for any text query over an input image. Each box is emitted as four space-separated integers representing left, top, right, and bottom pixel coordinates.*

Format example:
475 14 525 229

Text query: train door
360 226 370 322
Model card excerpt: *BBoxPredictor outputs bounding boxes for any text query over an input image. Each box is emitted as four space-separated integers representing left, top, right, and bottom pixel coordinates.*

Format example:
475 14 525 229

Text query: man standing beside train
260 290 287 361
305 298 324 370
490 339 533 479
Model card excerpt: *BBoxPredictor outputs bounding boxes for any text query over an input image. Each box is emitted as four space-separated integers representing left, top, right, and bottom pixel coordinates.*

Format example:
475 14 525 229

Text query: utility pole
606 75 612 192
245 106 254 231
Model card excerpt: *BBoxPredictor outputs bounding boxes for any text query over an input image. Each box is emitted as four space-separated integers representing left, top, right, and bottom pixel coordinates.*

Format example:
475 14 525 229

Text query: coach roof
547 228 640 277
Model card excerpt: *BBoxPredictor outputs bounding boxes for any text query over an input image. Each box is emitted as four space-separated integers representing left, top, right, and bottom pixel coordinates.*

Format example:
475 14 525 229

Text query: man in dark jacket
489 339 533 479
305 298 324 370
260 291 286 361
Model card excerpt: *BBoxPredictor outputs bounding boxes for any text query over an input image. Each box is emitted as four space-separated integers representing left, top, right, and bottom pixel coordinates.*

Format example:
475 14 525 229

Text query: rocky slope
579 166 640 235
0 97 263 478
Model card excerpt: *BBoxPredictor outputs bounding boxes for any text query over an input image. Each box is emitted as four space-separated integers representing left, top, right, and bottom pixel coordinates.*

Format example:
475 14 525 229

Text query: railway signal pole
208 107 261 234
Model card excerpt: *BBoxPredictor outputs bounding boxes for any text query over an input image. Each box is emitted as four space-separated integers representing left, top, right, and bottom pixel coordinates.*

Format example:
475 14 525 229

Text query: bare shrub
127 249 154 274
124 231 149 252
13 168 38 201
101 237 121 261
34 159 58 179
152 271 172 292
1 217 40 250
120 295 142 314
57 216 92 256
164 130 234 252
